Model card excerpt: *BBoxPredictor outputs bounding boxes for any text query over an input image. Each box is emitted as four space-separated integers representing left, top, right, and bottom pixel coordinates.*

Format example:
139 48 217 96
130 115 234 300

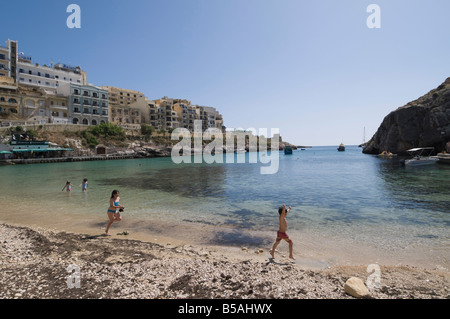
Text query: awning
407 147 435 152
0 151 13 154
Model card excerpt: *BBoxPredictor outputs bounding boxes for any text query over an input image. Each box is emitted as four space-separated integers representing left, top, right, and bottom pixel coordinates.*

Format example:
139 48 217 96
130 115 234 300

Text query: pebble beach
1 223 448 299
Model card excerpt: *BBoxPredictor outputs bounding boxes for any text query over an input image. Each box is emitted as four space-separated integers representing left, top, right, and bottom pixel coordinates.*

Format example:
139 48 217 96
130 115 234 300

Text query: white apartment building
17 59 86 89
1 38 87 90
0 40 18 80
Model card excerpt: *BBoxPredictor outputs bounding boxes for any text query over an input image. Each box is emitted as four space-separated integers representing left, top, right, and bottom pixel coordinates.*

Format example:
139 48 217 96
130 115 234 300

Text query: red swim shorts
276 231 291 242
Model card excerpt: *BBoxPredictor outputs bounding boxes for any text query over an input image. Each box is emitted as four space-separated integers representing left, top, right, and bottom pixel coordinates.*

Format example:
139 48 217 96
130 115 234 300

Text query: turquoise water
1 146 449 260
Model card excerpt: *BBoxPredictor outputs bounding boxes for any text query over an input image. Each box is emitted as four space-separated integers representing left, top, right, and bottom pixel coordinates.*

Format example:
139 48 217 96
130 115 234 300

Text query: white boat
403 147 438 166
436 153 450 165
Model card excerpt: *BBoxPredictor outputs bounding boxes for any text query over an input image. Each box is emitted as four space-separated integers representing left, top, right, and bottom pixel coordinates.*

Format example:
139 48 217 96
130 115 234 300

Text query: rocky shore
363 77 450 155
0 223 448 299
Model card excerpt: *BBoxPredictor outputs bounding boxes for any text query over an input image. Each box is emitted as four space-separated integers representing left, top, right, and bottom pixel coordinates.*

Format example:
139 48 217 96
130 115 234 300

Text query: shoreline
1 221 448 299
1 201 448 271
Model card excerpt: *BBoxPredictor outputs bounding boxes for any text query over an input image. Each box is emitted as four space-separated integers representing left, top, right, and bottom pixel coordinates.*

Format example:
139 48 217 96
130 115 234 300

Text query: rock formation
363 78 450 155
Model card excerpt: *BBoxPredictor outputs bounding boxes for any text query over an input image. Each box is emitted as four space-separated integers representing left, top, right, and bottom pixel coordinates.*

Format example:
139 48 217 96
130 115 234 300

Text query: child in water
80 178 88 191
62 181 73 192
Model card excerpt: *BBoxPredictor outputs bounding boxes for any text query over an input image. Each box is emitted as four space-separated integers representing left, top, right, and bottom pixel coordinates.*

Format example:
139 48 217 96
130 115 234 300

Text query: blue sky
1 0 449 146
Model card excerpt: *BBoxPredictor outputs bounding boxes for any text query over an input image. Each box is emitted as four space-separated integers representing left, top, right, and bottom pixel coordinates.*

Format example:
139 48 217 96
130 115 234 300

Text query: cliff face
363 78 450 155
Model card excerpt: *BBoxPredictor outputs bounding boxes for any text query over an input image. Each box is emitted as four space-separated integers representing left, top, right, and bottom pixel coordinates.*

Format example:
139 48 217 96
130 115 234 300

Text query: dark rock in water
363 78 450 155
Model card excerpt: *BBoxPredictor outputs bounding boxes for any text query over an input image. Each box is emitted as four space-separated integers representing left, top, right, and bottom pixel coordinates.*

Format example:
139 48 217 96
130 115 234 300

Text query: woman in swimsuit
105 190 125 236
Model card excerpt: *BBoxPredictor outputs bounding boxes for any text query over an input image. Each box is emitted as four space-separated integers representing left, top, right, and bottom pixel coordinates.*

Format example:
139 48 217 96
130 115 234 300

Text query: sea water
1 146 449 266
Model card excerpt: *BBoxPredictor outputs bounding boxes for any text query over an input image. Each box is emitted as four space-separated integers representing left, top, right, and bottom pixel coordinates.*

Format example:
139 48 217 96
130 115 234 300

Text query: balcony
50 104 68 111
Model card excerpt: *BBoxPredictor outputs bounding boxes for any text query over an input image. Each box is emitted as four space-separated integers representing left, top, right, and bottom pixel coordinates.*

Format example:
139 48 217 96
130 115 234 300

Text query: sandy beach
0 222 448 299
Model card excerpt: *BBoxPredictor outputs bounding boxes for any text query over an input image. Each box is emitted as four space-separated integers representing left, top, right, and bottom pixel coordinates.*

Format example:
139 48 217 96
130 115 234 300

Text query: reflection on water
377 158 450 217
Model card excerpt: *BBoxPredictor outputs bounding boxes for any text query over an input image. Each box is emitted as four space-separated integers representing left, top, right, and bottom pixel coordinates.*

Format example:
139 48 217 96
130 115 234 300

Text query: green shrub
81 131 99 148
89 123 126 140
141 124 155 136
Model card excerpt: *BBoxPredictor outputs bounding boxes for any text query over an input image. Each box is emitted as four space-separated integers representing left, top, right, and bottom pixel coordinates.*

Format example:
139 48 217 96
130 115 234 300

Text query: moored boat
436 153 450 165
402 147 438 166
284 147 293 155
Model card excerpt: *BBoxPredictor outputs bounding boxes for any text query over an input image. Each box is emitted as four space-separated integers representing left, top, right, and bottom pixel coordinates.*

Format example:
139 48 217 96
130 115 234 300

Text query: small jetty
1 154 139 165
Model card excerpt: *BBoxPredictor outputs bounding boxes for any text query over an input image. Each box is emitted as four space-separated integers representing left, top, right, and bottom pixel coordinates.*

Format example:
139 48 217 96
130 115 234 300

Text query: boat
377 151 397 158
337 143 345 152
436 153 450 165
402 147 438 166
284 147 293 155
